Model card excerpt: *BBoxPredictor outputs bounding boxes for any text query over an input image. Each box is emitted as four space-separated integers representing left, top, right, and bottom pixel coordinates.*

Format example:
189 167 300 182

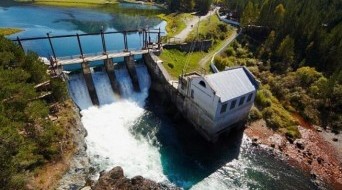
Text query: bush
214 56 236 71
246 58 256 66
248 106 262 122
224 46 236 56
167 63 174 68
255 88 272 108
285 125 301 139
218 23 228 32
51 78 68 102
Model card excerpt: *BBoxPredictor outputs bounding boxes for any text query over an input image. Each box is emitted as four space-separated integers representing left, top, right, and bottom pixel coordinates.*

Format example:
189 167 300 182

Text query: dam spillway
67 60 149 109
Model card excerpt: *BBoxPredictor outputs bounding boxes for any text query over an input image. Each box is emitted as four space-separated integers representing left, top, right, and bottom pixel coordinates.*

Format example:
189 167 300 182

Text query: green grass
0 28 23 36
186 14 221 41
159 49 206 78
158 13 193 38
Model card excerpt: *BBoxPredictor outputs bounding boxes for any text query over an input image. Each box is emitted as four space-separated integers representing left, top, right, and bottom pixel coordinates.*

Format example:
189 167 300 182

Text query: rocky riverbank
57 104 90 190
245 119 342 189
81 166 179 190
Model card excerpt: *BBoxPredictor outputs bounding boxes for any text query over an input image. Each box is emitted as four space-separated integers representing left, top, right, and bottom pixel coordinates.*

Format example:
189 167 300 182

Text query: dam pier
14 29 162 106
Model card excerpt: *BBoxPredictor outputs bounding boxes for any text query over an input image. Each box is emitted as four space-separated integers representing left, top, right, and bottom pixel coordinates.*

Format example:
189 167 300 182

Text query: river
0 2 319 189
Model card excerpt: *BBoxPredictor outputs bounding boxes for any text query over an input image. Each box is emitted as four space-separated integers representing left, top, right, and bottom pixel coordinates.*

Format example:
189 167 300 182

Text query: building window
230 100 236 110
191 89 194 99
247 93 253 102
199 81 206 88
220 103 227 113
239 96 245 106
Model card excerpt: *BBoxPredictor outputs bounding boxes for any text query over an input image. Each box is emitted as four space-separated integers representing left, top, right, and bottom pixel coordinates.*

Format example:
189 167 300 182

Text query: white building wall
213 91 256 132
189 77 217 119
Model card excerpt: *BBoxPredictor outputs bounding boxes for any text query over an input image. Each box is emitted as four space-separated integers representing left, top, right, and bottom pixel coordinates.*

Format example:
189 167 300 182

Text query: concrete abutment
124 55 140 92
81 61 99 106
104 58 121 96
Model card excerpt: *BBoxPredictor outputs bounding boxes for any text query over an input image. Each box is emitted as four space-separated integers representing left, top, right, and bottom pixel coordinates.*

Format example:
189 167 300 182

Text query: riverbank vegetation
156 0 212 14
0 36 77 189
158 13 192 37
0 28 23 36
160 14 234 78
186 14 230 42
215 0 341 134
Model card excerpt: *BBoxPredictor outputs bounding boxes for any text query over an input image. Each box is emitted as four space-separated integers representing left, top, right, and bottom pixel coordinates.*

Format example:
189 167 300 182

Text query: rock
131 176 144 185
252 138 258 142
270 144 275 148
286 135 294 144
316 128 322 132
252 142 258 146
93 166 179 190
310 172 317 179
317 157 324 164
80 186 91 190
295 140 305 150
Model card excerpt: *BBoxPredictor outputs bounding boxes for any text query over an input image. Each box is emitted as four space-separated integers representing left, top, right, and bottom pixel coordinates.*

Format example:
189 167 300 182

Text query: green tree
274 35 295 72
273 4 285 28
240 1 259 26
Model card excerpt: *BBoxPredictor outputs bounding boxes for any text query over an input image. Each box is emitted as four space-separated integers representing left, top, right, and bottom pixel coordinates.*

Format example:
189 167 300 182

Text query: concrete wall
124 55 140 92
81 61 99 106
143 52 228 142
163 40 212 52
189 76 218 119
104 58 121 96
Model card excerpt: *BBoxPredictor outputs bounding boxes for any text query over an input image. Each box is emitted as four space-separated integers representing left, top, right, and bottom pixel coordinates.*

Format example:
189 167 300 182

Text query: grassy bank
0 28 23 36
160 49 206 78
160 13 234 78
158 13 193 38
186 14 222 41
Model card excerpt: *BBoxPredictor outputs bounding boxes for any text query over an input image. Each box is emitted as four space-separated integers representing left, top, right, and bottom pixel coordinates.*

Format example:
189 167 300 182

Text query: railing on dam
12 29 163 66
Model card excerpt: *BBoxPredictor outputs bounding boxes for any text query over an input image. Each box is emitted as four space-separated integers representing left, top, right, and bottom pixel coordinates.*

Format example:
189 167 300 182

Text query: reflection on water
0 2 166 58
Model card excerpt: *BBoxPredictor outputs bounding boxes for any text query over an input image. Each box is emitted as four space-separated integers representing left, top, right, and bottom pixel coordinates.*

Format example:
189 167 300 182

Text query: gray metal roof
205 67 256 102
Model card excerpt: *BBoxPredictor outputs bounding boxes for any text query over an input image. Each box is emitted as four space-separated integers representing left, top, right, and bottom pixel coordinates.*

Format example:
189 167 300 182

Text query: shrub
246 58 256 66
50 78 68 102
248 106 262 122
255 88 272 108
218 23 228 32
167 63 174 68
224 46 236 56
214 56 236 71
285 125 301 139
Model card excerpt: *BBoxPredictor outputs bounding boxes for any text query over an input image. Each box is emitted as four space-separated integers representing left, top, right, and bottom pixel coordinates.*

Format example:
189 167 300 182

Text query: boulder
93 166 179 190
295 140 305 150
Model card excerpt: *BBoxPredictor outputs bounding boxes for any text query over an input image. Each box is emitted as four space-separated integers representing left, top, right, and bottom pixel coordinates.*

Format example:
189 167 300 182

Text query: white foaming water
114 66 134 98
68 73 93 110
70 65 167 182
92 71 117 105
191 136 251 190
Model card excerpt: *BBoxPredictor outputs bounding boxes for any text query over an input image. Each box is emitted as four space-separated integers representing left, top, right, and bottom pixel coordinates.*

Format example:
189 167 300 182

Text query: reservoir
0 2 319 189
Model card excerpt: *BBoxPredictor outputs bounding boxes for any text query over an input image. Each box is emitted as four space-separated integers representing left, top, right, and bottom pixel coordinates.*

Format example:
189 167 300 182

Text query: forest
0 36 71 189
156 0 213 14
216 0 341 133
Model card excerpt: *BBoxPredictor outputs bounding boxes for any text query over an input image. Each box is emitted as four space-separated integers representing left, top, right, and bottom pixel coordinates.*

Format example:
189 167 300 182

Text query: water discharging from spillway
68 64 167 182
67 63 317 189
